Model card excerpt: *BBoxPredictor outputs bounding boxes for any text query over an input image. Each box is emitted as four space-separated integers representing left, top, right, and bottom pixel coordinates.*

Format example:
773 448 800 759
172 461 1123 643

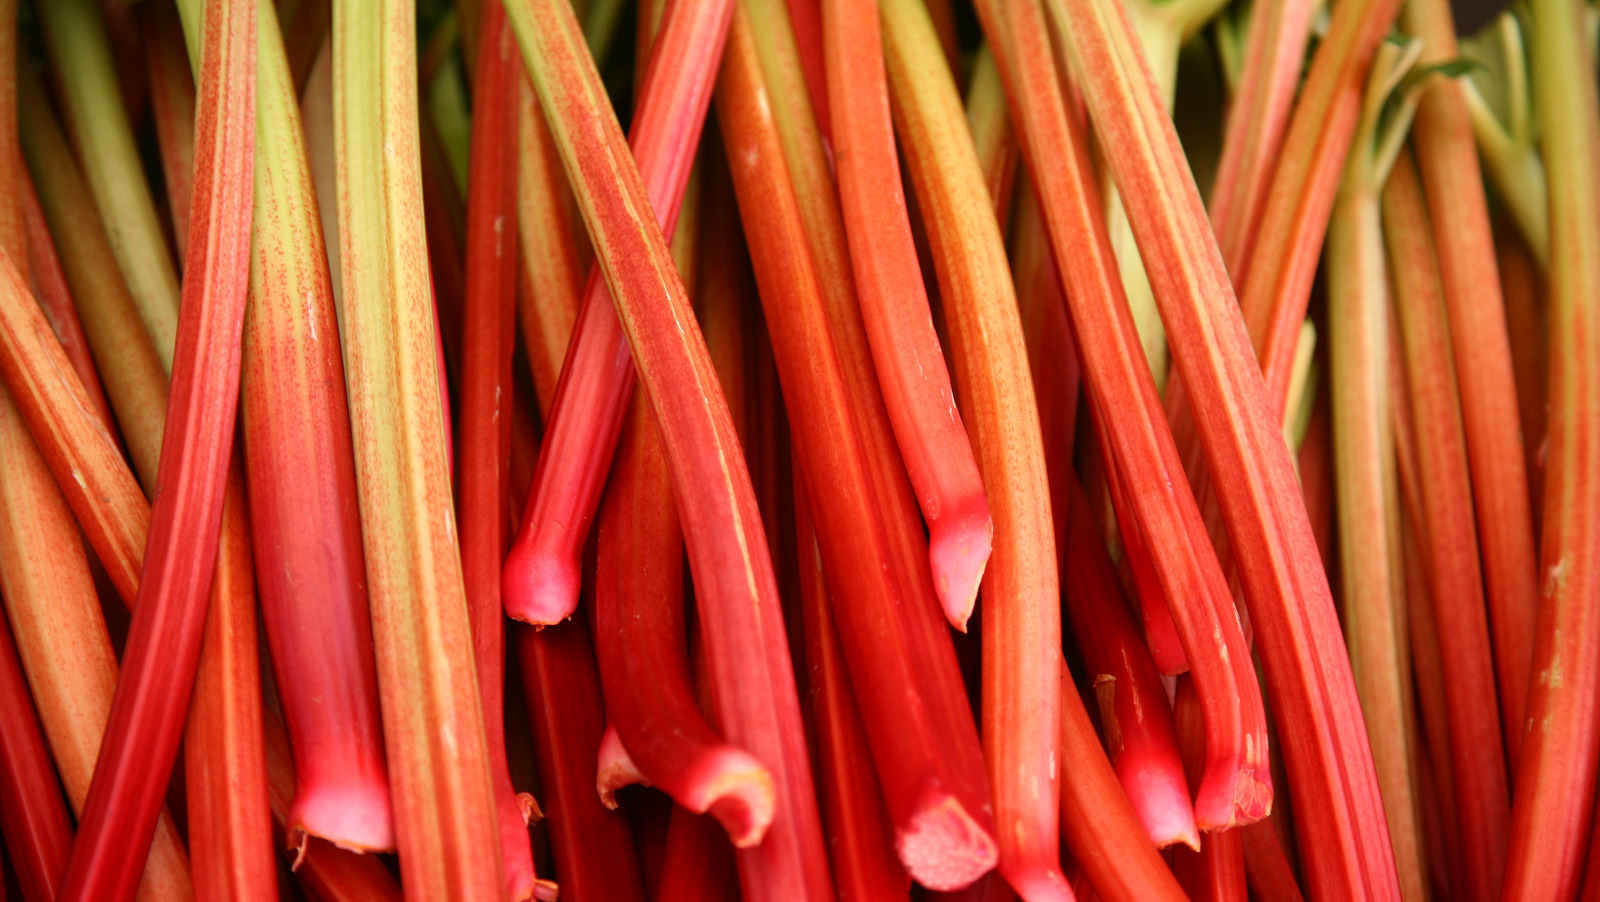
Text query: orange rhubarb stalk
503 0 835 895
1050 0 1401 894
823 0 992 630
56 0 257 897
879 0 1066 894
1501 0 1600 896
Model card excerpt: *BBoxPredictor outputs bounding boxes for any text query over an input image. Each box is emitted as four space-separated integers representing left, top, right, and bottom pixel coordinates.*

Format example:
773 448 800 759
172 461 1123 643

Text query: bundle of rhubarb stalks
0 0 1595 897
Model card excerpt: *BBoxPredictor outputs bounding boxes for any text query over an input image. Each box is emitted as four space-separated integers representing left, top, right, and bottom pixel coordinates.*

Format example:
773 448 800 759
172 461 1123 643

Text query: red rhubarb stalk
976 0 1269 831
823 0 992 630
458 1 541 894
0 611 71 902
144 0 197 260
500 0 733 627
1501 0 1600 895
235 0 393 857
56 0 257 897
1169 677 1248 902
1404 0 1541 769
654 806 738 901
503 0 835 894
721 0 999 887
1049 0 1401 894
594 393 777 847
879 0 1066 893
20 181 112 427
1383 151 1511 902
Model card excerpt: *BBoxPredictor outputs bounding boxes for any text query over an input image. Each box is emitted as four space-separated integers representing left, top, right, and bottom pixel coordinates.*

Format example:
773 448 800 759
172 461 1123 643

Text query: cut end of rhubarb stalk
285 767 396 854
893 787 1000 890
1193 757 1273 832
928 508 994 631
532 878 561 901
502 538 582 626
1122 757 1201 851
688 747 777 849
596 726 650 808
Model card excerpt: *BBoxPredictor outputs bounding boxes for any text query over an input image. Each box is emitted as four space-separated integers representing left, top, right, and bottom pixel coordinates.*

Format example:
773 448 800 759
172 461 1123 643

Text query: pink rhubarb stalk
823 0 992 630
503 0 835 894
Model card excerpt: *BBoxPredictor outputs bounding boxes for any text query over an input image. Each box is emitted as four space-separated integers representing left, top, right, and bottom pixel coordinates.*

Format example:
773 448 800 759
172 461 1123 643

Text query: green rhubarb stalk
1501 0 1600 896
1326 37 1427 902
332 0 505 897
1460 13 1549 268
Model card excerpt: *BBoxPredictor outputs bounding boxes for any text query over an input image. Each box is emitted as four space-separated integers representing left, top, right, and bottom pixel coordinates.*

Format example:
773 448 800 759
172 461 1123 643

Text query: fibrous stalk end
286 773 397 858
690 747 777 848
893 786 1000 891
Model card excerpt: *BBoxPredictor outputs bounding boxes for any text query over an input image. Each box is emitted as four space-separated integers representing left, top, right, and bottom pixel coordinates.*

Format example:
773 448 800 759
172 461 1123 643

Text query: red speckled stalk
1383 153 1510 902
594 393 776 847
57 0 256 897
239 0 392 857
500 0 732 626
1404 0 1540 769
458 2 540 894
518 620 645 902
823 0 992 630
1050 0 1400 894
503 0 833 894
977 0 1269 831
721 0 999 887
1502 0 1600 895
795 482 911 900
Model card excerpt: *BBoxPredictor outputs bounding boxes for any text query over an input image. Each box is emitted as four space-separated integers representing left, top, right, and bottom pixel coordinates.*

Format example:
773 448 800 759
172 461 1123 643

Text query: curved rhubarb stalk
594 393 777 848
823 0 992 631
1168 677 1248 901
332 0 504 895
975 0 1268 831
721 0 999 888
501 0 732 627
594 725 649 804
1404 0 1541 770
57 0 257 898
21 183 111 428
1383 152 1511 902
1502 0 1600 896
459 2 541 894
795 483 912 900
0 611 71 902
235 0 392 856
1049 0 1401 894
36 0 182 368
879 0 1066 894
504 0 835 894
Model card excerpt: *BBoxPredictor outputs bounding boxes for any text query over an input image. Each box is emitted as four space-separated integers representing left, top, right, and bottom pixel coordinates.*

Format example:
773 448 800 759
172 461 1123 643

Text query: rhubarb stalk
503 0 835 894
57 0 257 897
823 0 992 630
1502 0 1600 895
1050 0 1401 893
879 0 1067 893
332 0 504 895
0 611 71 902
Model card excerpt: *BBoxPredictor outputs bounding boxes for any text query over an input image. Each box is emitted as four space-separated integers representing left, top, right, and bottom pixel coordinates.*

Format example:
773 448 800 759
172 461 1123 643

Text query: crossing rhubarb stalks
37 0 182 368
974 0 1269 832
1502 0 1600 896
1461 14 1549 270
518 620 646 902
503 0 835 895
721 2 999 888
458 2 541 894
1050 0 1401 895
1383 152 1511 902
823 0 992 631
231 0 393 856
594 393 777 847
878 0 1065 894
1326 42 1426 901
1206 0 1314 279
57 0 257 897
332 0 504 896
21 181 112 429
1403 0 1541 769
0 610 71 902
500 0 733 627
795 483 912 900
